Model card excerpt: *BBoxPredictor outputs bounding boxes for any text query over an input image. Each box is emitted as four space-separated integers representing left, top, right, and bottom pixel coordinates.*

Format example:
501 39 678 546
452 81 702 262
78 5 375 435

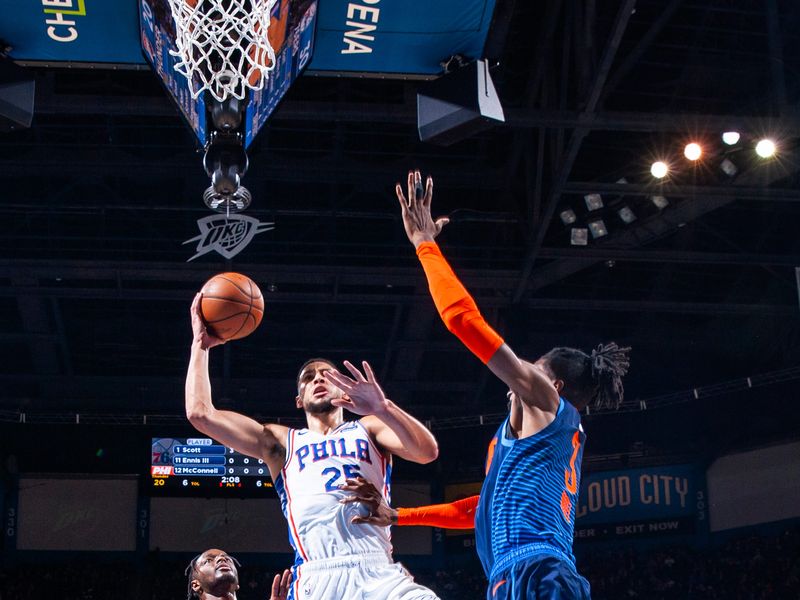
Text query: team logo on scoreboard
183 214 274 262
151 466 174 476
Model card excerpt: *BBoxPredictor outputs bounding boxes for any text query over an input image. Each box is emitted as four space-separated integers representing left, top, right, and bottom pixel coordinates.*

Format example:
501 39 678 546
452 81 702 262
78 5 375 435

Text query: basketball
199 272 264 341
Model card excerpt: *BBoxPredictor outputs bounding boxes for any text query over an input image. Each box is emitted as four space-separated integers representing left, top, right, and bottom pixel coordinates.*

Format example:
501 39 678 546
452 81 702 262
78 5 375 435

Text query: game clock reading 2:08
150 437 276 497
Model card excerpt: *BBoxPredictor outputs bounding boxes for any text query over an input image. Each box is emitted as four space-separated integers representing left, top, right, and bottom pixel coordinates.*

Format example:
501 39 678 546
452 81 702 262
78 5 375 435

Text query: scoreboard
150 437 276 497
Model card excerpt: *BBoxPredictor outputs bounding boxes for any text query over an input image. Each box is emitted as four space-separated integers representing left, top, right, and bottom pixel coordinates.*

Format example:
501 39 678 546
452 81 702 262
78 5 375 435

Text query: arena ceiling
1 0 799 461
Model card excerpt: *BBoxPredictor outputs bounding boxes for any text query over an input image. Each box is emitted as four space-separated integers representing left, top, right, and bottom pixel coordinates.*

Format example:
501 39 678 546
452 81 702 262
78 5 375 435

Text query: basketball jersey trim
356 419 391 499
499 399 566 448
281 429 309 562
489 542 575 581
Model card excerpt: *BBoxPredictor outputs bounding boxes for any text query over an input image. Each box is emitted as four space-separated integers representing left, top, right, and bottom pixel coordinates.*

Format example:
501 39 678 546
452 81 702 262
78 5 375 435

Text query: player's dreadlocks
185 552 242 600
186 554 202 600
540 342 631 410
589 342 631 409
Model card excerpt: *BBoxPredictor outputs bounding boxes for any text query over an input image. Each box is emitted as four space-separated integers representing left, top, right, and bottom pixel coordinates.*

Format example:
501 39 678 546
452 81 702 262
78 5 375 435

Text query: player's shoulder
351 416 378 435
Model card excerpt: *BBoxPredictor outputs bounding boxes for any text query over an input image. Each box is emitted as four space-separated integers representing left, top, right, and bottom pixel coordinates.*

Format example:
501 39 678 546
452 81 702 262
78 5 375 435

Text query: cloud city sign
183 214 274 261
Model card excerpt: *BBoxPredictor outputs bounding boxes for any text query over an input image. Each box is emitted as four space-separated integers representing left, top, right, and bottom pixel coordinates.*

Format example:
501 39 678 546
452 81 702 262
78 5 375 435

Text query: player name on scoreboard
151 438 269 477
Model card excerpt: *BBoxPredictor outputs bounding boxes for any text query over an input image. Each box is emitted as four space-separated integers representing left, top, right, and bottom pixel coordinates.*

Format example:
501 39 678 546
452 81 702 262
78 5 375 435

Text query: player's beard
304 396 337 414
208 571 238 596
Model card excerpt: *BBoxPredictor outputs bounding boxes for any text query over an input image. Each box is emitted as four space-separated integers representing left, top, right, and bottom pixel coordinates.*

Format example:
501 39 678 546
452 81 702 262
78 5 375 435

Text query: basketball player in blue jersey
374 171 631 599
185 295 441 600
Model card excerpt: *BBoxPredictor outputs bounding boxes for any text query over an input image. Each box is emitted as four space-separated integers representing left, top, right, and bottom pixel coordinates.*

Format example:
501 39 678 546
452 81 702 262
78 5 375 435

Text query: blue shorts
487 556 591 600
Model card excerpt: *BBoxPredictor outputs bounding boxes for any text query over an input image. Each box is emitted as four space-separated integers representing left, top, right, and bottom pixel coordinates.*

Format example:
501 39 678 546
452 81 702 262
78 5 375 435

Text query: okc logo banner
183 214 274 261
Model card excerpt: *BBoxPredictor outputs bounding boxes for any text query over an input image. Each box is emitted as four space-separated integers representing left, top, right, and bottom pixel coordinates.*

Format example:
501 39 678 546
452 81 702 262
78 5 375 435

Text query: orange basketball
199 272 264 341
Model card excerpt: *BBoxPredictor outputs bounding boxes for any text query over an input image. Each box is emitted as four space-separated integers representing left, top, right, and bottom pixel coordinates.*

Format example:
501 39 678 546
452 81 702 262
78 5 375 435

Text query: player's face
296 361 345 413
532 358 564 393
191 549 239 596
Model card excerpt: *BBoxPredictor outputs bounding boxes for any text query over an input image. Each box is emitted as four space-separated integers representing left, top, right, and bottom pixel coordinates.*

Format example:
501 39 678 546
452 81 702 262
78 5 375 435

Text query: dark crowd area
1 528 798 600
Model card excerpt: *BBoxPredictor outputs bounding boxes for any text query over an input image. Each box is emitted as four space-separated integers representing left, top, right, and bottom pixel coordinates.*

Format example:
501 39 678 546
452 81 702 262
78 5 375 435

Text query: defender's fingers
407 171 415 201
271 573 281 595
281 570 292 590
395 183 408 210
423 176 434 208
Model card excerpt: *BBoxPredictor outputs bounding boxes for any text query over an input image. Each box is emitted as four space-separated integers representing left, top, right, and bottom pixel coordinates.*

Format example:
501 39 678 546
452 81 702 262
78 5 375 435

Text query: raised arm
186 294 288 478
324 360 439 464
396 171 559 413
340 477 478 529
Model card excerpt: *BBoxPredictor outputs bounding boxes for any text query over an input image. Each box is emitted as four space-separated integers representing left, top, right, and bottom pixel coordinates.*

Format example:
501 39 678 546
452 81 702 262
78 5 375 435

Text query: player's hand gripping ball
199 272 264 341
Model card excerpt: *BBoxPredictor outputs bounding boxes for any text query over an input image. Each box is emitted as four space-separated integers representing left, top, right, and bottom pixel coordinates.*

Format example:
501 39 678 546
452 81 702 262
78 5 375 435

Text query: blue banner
2 0 496 75
308 0 496 75
574 464 707 541
1 0 143 64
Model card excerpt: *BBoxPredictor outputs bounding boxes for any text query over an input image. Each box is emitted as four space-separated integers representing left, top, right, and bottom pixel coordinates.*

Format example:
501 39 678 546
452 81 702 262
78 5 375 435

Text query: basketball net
168 0 278 102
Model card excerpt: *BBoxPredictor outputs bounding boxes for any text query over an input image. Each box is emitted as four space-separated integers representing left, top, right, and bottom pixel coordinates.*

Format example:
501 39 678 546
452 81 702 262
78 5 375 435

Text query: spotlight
587 219 608 239
755 139 776 158
617 206 637 224
650 161 669 179
584 193 603 211
720 158 738 177
651 195 669 209
570 228 588 246
684 143 702 161
722 131 740 145
559 209 577 225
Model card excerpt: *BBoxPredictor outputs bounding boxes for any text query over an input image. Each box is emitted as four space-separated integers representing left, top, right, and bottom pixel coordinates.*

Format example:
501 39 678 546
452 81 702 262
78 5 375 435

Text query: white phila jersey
275 420 393 565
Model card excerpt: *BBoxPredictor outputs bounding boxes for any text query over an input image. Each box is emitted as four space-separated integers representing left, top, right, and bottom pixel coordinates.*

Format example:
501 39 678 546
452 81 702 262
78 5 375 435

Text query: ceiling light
570 228 588 246
587 219 608 239
684 143 702 161
559 209 577 225
722 131 740 145
584 193 603 211
720 158 738 177
650 161 669 179
617 206 637 224
755 139 776 158
651 195 669 209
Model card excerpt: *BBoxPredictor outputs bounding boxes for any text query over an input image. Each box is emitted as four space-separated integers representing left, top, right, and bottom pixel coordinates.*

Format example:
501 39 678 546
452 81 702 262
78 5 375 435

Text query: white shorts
288 553 440 600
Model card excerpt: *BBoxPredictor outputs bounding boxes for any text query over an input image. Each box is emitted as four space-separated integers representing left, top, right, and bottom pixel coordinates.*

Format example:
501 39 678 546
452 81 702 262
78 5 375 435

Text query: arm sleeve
396 495 479 529
415 241 504 364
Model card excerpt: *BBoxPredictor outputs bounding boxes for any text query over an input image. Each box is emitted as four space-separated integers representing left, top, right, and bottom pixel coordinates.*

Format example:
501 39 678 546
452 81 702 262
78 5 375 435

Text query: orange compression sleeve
396 495 479 529
415 241 504 364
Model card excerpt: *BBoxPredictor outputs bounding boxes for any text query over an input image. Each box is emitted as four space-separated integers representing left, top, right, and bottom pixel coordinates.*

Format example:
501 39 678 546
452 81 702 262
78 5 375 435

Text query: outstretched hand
395 170 449 248
190 293 226 350
339 477 397 526
268 569 292 600
324 361 389 417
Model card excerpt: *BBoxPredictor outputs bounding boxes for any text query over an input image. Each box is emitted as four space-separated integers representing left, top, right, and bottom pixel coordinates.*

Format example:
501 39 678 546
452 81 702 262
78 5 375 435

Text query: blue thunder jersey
475 398 586 580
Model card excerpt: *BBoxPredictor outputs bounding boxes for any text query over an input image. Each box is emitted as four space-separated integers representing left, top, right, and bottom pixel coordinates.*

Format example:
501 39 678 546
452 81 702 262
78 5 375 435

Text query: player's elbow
416 442 439 464
186 406 211 431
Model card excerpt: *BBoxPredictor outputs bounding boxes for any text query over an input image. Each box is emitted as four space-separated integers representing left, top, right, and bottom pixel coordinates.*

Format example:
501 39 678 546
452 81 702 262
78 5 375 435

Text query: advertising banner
1 0 496 76
574 464 707 542
1 0 143 64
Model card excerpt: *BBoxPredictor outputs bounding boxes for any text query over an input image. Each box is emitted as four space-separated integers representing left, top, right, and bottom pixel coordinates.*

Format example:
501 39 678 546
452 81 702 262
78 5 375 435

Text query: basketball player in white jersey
185 294 441 600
